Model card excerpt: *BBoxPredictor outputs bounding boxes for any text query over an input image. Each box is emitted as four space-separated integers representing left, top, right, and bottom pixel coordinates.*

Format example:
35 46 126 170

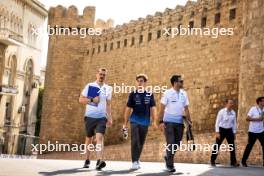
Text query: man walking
79 68 112 170
159 75 192 173
123 74 158 170
241 96 264 167
210 99 239 167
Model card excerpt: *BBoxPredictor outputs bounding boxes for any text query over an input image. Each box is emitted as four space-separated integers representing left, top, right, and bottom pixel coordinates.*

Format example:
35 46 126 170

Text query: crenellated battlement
48 5 95 28
85 0 241 56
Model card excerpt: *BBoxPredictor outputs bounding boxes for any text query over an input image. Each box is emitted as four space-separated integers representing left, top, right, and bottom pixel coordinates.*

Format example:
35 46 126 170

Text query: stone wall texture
39 0 264 165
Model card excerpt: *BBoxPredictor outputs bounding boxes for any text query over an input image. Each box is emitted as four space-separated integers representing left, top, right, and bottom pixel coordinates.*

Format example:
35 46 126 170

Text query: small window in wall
189 21 194 29
157 30 161 39
104 43 107 52
139 35 143 44
86 50 89 56
148 33 152 42
201 17 207 28
215 13 221 24
124 39 127 47
98 46 101 53
131 37 135 46
110 42 113 50
190 11 195 18
117 41 120 48
229 8 236 20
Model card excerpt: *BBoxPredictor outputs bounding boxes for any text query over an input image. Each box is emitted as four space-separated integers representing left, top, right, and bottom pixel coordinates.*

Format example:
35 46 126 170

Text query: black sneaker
241 161 248 167
210 160 216 167
231 162 240 167
166 166 176 173
164 156 175 173
83 159 90 168
96 160 106 170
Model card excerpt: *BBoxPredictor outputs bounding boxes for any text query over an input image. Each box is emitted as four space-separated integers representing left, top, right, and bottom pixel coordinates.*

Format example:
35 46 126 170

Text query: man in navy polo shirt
123 73 158 170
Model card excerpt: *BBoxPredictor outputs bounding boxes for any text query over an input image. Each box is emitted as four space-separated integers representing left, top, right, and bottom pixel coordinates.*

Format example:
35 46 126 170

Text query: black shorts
84 116 107 137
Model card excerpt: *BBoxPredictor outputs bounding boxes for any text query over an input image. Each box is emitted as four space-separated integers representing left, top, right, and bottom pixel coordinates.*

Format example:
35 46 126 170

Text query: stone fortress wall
40 0 264 164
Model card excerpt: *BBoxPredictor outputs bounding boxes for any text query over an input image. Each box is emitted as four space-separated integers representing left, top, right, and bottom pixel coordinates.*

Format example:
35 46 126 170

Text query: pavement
0 158 263 176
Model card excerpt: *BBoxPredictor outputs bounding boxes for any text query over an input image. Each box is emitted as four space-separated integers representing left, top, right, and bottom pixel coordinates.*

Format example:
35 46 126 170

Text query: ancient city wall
40 0 263 164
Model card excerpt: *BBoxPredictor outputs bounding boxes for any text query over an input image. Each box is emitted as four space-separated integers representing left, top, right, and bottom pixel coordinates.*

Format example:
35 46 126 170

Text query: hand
187 120 192 127
92 96 100 104
123 123 128 129
159 123 166 131
107 118 112 127
153 121 159 129
216 132 220 140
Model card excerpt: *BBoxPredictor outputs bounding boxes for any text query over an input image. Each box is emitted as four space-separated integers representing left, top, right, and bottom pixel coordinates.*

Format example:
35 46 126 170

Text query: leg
257 131 264 165
137 125 148 160
131 123 140 162
225 130 237 165
95 118 107 160
164 123 176 168
85 136 93 160
95 133 104 160
242 132 258 163
174 124 184 165
211 131 225 162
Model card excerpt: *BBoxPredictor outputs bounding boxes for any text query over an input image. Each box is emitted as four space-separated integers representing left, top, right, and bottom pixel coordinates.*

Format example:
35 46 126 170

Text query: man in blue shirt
123 74 158 170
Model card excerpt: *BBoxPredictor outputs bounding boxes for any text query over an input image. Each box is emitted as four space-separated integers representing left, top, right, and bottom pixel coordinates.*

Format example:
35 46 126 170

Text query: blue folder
87 86 100 106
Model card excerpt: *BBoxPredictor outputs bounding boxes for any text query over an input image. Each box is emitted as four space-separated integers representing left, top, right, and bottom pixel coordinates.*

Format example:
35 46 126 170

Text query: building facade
0 0 47 155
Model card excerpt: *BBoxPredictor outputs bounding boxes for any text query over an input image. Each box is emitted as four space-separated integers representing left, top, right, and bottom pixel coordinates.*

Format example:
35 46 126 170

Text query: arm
215 110 222 139
123 107 132 128
246 116 263 122
184 106 192 125
233 116 237 134
158 103 166 130
79 95 90 105
151 106 158 128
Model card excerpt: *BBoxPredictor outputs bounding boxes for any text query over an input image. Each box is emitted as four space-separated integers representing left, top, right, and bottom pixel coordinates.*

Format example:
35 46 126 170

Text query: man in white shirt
210 99 239 167
79 68 113 170
241 96 264 167
159 75 192 173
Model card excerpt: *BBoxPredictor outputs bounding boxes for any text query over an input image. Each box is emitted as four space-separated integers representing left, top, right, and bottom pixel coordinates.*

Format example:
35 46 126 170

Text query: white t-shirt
81 82 112 118
247 106 264 133
161 88 189 123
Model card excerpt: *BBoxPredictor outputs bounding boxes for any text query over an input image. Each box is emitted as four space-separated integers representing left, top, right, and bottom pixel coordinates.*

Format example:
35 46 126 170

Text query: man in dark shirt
123 73 158 170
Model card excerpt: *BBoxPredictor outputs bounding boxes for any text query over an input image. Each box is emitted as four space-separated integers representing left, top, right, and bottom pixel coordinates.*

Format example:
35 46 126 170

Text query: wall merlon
48 5 95 27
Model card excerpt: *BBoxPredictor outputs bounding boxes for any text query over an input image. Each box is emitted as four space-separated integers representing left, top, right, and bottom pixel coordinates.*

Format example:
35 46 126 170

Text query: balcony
0 85 19 96
0 28 23 46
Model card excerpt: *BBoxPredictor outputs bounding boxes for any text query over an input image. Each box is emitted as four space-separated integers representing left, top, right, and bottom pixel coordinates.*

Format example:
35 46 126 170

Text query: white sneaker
131 161 140 170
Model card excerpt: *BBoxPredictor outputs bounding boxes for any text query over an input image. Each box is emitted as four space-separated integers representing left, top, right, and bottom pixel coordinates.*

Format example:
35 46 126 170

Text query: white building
0 0 47 155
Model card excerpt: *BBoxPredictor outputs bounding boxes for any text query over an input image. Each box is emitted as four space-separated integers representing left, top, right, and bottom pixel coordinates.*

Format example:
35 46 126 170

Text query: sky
38 0 190 67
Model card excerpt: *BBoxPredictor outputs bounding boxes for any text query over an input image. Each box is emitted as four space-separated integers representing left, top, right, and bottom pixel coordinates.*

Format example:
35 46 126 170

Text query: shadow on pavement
95 169 137 176
136 170 184 176
39 168 90 175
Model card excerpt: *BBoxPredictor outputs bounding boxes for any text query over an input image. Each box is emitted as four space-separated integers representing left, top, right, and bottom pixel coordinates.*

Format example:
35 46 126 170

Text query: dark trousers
242 131 264 163
211 127 237 164
164 122 184 168
131 122 148 162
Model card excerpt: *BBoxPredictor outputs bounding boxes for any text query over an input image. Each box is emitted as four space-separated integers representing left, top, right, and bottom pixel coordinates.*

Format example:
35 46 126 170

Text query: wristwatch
159 120 164 124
